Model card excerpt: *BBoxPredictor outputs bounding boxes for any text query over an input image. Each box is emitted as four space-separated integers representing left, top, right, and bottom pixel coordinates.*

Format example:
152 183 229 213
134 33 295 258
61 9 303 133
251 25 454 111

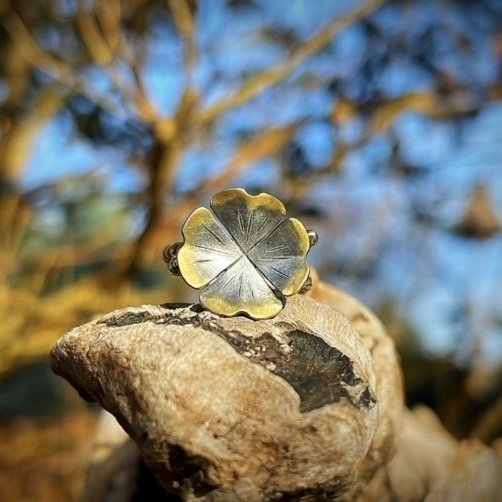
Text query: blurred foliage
0 408 96 500
0 0 502 498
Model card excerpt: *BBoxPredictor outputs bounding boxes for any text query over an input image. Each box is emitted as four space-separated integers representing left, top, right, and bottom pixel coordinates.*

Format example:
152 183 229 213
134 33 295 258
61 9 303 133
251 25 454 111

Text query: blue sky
12 0 502 364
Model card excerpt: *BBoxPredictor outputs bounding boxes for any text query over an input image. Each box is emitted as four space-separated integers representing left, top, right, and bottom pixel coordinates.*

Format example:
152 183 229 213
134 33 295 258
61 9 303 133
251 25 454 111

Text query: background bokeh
1 0 501 499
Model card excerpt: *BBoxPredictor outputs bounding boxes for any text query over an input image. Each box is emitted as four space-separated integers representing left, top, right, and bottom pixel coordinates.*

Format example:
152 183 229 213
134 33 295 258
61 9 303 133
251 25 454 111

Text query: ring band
164 188 318 320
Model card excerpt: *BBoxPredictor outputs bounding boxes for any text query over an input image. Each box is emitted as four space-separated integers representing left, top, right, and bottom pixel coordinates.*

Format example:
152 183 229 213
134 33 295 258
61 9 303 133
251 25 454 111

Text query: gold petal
178 207 242 289
210 188 287 252
247 217 310 296
200 255 283 319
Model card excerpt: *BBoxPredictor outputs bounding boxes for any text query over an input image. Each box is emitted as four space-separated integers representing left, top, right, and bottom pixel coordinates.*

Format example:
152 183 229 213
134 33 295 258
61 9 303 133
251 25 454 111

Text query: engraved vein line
219 272 235 292
238 270 244 298
192 244 236 256
246 219 287 253
245 210 254 244
269 266 289 279
256 256 292 261
260 213 271 230
204 225 225 244
267 243 288 253
237 209 245 233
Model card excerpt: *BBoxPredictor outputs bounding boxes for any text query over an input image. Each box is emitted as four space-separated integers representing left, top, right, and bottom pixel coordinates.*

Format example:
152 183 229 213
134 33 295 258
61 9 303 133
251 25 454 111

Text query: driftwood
51 277 502 501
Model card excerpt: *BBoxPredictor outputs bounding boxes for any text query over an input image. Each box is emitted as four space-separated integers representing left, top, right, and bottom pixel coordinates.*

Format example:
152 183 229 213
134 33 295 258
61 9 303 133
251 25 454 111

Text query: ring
164 188 318 320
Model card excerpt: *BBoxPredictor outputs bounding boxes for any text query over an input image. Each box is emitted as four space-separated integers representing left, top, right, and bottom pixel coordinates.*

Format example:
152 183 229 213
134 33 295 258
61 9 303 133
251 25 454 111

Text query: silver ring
164 188 317 320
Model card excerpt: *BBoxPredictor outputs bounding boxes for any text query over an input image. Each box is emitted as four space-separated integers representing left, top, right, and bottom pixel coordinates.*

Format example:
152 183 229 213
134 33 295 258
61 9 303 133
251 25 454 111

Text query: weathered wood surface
51 278 501 501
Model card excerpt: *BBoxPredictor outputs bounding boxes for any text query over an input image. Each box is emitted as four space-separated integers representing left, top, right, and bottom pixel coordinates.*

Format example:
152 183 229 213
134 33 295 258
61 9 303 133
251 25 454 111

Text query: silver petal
200 255 283 319
247 218 309 296
210 189 286 252
177 207 243 289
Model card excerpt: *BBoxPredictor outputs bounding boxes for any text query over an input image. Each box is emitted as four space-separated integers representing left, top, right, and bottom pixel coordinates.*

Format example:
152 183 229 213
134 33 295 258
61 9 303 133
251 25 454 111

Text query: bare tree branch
2 11 123 118
196 122 301 193
195 0 387 125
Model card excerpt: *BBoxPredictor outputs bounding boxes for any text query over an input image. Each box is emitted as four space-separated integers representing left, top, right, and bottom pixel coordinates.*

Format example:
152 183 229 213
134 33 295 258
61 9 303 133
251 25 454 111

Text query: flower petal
200 255 283 319
247 218 310 296
178 207 242 288
210 188 287 252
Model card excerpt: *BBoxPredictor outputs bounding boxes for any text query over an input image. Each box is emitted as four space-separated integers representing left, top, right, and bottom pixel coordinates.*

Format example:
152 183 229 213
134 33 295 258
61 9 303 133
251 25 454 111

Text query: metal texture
172 188 316 320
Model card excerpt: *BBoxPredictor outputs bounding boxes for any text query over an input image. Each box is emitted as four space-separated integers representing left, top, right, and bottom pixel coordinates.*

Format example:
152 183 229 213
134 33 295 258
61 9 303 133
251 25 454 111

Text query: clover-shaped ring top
165 188 317 320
